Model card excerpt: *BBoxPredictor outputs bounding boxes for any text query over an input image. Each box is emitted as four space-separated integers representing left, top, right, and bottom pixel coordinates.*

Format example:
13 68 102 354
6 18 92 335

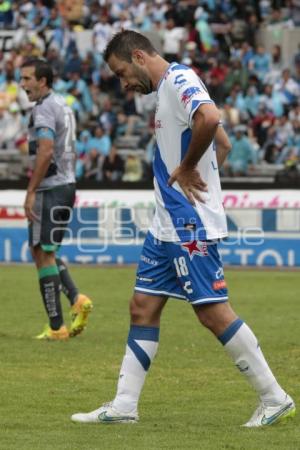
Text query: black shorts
28 183 76 251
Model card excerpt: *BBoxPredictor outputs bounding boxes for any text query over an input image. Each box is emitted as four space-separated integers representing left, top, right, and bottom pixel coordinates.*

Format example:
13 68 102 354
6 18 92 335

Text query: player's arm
215 124 231 168
168 103 220 204
24 128 55 221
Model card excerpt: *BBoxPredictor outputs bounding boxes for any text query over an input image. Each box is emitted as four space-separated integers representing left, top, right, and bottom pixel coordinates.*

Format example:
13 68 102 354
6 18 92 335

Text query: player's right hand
24 191 38 222
167 166 207 205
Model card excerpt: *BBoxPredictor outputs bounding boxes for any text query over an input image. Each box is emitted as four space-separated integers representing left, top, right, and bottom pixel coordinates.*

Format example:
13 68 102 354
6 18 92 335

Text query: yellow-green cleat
69 294 93 337
35 324 69 341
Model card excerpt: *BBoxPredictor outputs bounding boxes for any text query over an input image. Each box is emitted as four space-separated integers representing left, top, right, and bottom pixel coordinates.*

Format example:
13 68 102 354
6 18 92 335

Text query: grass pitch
0 266 299 450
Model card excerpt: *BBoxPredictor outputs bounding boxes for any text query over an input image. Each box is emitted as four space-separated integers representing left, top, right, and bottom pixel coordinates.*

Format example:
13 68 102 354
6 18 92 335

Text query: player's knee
33 245 55 268
129 294 147 322
194 302 222 331
195 302 238 334
197 311 215 331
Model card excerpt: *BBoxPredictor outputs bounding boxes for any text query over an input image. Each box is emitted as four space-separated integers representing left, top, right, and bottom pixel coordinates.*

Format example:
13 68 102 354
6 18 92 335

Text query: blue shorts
135 232 228 305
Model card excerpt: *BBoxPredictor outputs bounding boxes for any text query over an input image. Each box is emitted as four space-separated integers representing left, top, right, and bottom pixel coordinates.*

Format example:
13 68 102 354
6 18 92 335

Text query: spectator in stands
84 147 103 181
162 16 185 62
273 114 295 150
86 125 111 158
240 42 254 68
64 48 82 77
181 41 203 76
99 97 117 136
48 5 62 29
207 72 226 105
224 125 256 176
83 124 112 180
0 0 13 28
248 45 271 81
220 101 240 131
244 12 259 48
223 58 249 94
195 7 214 52
251 103 276 148
92 10 113 56
102 145 124 182
49 17 77 60
226 84 246 118
244 86 260 119
46 47 63 77
112 10 133 33
122 154 143 182
259 83 284 117
65 70 93 117
264 44 284 85
123 90 142 136
75 129 92 179
274 68 300 109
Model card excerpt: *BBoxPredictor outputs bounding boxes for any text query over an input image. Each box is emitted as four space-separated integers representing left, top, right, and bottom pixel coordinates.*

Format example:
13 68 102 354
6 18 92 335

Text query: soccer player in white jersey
71 31 295 427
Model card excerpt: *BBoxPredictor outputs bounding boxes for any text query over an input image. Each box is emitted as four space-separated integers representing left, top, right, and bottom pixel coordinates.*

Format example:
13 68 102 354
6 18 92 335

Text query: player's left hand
168 166 207 205
24 191 38 222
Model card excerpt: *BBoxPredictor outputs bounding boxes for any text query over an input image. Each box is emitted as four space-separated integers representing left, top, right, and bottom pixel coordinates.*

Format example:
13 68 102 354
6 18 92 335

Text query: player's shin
218 318 286 406
56 257 79 305
112 325 160 413
38 265 64 330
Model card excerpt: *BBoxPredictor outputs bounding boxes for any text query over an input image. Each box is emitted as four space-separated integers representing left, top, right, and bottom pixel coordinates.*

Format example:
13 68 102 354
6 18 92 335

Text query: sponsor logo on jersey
181 240 208 259
174 74 187 86
212 279 227 290
140 254 158 266
215 267 224 279
181 86 201 107
136 276 154 282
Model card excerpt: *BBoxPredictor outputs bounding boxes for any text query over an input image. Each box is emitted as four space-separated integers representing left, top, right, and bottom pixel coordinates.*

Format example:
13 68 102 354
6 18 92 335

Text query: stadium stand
0 0 299 188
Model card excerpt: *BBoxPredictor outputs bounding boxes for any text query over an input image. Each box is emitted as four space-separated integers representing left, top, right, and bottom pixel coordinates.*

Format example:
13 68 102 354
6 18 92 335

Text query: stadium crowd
0 0 300 180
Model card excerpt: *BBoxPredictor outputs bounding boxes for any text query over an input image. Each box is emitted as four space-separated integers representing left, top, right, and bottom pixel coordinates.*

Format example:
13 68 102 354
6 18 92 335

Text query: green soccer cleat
69 294 93 337
71 402 138 424
35 324 69 341
243 394 296 427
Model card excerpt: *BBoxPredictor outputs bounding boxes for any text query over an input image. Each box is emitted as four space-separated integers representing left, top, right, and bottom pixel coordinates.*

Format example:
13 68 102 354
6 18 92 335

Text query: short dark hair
21 58 53 87
103 30 157 63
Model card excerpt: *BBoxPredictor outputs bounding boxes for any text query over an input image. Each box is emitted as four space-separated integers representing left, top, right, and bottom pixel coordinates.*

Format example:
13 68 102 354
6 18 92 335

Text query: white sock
219 319 286 406
112 326 159 413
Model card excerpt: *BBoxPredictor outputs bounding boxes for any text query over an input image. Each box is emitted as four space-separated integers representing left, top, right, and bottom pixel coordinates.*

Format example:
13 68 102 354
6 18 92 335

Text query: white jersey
149 62 228 242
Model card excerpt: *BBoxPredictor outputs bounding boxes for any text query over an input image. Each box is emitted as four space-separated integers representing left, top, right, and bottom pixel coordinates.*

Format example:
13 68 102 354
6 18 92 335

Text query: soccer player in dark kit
21 59 92 340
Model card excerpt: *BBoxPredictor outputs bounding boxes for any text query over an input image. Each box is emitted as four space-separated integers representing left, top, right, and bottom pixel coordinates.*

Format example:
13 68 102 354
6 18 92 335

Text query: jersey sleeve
34 102 56 133
169 65 214 128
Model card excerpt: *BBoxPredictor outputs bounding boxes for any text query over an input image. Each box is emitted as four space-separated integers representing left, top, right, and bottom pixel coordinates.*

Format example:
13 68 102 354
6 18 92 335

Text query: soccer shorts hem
134 287 186 299
190 296 228 305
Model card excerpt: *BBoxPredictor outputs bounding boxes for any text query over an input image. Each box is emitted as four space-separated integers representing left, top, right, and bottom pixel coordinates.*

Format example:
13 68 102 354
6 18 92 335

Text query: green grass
0 266 299 450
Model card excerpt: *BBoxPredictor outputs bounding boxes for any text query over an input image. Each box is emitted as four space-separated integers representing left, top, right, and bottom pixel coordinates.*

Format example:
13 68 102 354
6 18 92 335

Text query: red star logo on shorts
181 241 208 260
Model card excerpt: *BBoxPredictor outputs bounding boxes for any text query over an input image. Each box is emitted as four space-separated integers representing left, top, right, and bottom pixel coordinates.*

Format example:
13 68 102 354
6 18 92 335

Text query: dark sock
38 265 63 330
55 257 79 306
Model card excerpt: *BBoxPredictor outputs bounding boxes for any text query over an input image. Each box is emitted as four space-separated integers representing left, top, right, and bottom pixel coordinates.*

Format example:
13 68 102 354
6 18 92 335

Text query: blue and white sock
218 318 286 406
112 325 159 413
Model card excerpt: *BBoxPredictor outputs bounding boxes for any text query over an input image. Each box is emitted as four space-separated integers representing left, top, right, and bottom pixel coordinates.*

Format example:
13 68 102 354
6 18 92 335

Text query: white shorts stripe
134 287 186 299
190 296 228 305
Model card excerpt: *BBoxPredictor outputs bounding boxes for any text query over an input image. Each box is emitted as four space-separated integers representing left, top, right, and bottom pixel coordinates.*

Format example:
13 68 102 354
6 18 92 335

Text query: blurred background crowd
0 0 300 183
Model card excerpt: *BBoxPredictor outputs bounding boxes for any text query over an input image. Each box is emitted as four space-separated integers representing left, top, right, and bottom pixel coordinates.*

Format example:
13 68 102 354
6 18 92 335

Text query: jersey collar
157 62 177 93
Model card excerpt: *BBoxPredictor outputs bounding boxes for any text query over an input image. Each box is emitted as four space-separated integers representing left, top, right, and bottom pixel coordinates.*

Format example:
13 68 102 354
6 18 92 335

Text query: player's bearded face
131 63 153 94
108 54 153 94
